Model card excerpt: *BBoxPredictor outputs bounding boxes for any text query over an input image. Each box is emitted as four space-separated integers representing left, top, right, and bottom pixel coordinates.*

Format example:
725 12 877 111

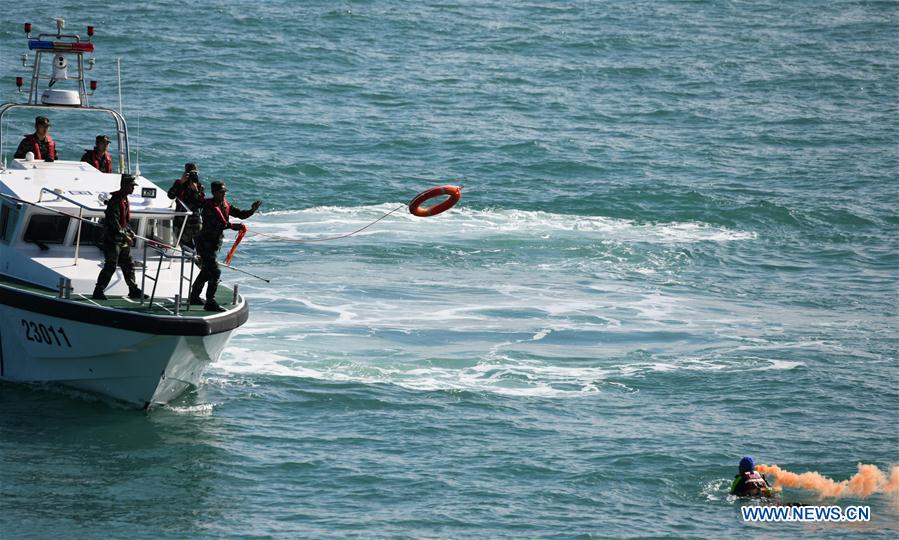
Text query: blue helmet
739 456 755 473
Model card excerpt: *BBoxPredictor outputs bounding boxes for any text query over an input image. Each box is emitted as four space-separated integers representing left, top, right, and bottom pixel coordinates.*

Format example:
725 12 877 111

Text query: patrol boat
0 21 249 408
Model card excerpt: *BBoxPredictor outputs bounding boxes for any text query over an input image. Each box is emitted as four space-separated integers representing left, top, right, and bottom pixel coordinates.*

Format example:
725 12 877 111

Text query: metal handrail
38 187 192 216
0 190 266 290
37 187 191 266
1 190 198 312
172 197 191 249
0 190 184 247
0 102 132 173
140 240 195 313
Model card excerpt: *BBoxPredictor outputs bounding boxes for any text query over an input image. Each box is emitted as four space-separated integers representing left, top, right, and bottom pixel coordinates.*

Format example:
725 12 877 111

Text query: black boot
204 281 225 312
189 281 205 305
92 284 108 300
204 300 226 312
128 285 148 300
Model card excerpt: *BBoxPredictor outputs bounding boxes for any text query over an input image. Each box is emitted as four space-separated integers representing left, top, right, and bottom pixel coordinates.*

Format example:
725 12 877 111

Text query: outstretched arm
229 200 262 220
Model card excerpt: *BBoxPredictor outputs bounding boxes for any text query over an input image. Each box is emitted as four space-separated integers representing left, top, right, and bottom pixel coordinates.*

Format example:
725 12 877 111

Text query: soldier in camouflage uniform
190 181 261 312
92 174 146 300
14 116 58 160
167 162 205 248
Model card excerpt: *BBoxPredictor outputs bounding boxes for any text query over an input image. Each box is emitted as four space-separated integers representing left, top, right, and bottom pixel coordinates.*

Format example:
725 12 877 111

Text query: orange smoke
757 463 899 501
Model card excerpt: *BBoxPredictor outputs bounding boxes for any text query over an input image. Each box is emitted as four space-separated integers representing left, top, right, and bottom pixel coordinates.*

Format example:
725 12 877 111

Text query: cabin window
23 214 70 245
0 204 12 243
147 219 174 246
77 217 106 246
78 217 141 247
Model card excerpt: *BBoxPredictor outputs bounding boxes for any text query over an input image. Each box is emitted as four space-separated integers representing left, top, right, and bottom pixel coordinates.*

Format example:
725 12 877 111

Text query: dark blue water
1 1 897 537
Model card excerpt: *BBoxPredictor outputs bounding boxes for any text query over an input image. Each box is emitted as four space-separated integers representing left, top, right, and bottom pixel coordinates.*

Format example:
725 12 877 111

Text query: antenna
116 57 123 115
117 57 126 173
135 86 141 176
1 114 6 169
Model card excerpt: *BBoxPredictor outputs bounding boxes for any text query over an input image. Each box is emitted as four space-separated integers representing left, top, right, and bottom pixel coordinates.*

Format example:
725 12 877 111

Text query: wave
251 204 756 244
212 345 802 399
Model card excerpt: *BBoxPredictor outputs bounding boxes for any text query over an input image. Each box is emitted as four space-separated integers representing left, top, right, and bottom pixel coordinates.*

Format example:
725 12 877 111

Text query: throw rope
223 185 461 264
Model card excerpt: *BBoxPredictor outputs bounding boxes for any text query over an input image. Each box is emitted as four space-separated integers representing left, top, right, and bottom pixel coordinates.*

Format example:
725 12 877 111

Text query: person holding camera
190 181 262 312
92 174 146 300
167 162 205 248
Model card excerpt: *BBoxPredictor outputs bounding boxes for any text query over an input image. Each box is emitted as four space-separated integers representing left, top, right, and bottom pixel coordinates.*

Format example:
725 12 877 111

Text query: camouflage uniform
95 190 138 292
167 179 205 247
191 198 255 305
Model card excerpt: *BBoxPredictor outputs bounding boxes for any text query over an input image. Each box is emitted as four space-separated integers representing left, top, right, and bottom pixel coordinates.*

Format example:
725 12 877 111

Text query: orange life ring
408 185 461 217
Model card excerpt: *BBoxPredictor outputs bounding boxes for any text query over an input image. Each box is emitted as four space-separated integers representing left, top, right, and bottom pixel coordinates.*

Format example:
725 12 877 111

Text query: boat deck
0 274 240 318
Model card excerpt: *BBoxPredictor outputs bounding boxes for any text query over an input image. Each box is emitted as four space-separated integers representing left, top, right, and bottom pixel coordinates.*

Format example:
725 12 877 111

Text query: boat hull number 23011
21 319 73 347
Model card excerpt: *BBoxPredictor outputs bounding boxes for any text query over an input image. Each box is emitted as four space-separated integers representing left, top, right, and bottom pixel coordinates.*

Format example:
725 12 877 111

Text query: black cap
210 181 227 193
184 162 198 173
35 116 50 127
120 174 137 186
96 134 111 144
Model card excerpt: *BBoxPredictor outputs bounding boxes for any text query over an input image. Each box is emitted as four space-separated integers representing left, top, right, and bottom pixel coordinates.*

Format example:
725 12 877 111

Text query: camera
188 171 199 182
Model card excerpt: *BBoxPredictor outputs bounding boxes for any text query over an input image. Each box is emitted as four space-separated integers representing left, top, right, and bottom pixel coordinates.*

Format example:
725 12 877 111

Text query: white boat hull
0 301 236 408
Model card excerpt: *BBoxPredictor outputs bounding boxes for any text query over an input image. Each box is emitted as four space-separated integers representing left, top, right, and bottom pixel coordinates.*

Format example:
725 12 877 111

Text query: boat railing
0 102 132 173
37 187 191 266
0 191 260 308
140 240 196 314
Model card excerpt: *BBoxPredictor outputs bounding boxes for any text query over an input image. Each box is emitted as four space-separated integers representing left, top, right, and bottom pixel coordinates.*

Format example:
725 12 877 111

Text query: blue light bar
28 40 54 50
27 40 94 52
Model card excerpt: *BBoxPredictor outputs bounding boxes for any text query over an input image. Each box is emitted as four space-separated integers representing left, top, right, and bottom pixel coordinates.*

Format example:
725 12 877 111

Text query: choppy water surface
1 1 897 537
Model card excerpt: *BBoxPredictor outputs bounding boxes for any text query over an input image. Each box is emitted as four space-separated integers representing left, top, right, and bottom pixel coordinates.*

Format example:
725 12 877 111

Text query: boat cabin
0 20 194 304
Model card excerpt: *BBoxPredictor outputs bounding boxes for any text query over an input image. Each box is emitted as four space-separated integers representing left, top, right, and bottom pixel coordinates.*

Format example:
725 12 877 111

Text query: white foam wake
210 344 802 398
250 204 756 244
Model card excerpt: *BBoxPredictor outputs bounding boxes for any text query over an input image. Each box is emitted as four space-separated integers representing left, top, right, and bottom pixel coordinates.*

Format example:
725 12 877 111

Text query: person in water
731 456 773 497
190 181 261 312
14 116 58 160
92 174 146 300
81 134 113 173
167 162 205 248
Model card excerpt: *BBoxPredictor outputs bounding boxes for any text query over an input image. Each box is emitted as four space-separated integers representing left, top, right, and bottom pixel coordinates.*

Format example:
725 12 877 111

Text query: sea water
0 1 896 537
